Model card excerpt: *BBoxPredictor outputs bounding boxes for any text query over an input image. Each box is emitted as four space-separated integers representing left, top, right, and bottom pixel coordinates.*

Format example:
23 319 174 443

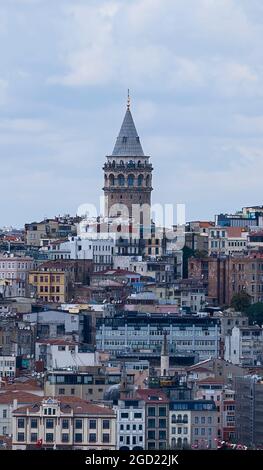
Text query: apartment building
136 389 169 450
96 313 220 361
224 326 263 367
12 397 116 450
116 397 145 450
0 255 35 296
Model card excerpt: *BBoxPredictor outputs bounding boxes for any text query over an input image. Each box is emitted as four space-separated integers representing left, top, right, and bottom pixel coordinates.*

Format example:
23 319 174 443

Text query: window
75 419 82 429
59 388 65 395
159 407 166 417
31 418 38 429
208 417 212 424
194 417 199 424
148 418 155 428
71 388 75 395
148 407 155 417
159 419 166 428
134 412 142 419
194 428 199 436
89 433 97 443
103 434 110 443
18 418 25 428
75 433 82 443
159 430 166 440
148 430 155 440
201 417 205 424
121 412 129 419
31 433 37 442
46 433 54 442
178 427 182 434
46 419 54 429
2 409 7 419
62 433 69 443
62 419 69 429
89 420 97 429
133 424 136 431
17 432 25 442
103 420 110 429
201 428 205 436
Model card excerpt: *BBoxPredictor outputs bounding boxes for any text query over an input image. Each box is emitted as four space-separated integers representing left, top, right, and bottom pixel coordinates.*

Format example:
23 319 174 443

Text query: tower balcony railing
103 162 153 171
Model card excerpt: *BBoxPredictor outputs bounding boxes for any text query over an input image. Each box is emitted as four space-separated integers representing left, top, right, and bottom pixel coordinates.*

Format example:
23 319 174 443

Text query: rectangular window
75 433 82 443
2 409 7 419
159 407 166 417
46 419 54 429
46 433 54 442
31 418 38 429
31 433 37 442
18 418 25 428
148 418 155 428
159 430 166 440
62 433 69 443
89 420 97 429
134 412 142 419
148 407 155 417
89 433 97 443
62 419 69 429
75 419 83 429
121 412 129 419
148 430 155 440
17 432 25 442
59 388 65 395
103 433 110 443
159 419 166 428
103 420 110 429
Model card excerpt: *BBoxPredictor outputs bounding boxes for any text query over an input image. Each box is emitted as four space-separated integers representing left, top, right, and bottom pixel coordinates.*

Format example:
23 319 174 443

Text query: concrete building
12 396 116 450
224 326 263 367
235 375 263 448
44 367 135 402
136 389 169 450
208 227 248 256
25 216 78 247
0 355 16 378
0 255 35 297
96 312 220 361
35 339 97 370
116 397 145 450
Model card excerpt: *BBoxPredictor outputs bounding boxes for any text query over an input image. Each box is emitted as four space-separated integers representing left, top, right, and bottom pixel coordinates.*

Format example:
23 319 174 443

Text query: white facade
208 228 248 256
169 410 191 449
35 342 97 369
42 237 114 272
224 326 263 366
116 399 145 450
0 355 16 378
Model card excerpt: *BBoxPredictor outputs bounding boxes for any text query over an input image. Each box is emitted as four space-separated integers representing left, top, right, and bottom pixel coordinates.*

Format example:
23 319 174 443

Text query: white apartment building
224 326 263 366
116 397 145 450
41 237 114 272
208 227 248 256
35 339 97 370
0 355 16 378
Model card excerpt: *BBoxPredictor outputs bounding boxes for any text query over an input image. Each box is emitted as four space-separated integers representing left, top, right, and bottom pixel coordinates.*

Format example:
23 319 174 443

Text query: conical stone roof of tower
112 107 145 157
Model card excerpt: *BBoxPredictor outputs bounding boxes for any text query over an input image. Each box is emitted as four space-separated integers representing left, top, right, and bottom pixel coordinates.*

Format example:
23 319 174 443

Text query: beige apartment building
12 397 116 450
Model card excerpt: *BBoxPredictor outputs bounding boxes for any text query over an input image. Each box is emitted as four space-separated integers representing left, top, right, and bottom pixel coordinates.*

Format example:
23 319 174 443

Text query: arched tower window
128 174 135 186
146 175 150 187
109 174 115 186
118 174 125 186
138 174 143 186
112 160 116 168
120 160 124 166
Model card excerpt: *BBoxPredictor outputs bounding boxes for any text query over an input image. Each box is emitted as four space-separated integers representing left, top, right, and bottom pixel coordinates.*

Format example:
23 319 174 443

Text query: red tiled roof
136 389 169 403
13 396 115 416
0 391 39 404
35 338 78 346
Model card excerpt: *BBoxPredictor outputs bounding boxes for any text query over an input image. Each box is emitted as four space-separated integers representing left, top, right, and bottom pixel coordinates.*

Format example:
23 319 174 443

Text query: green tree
230 292 251 312
246 302 263 326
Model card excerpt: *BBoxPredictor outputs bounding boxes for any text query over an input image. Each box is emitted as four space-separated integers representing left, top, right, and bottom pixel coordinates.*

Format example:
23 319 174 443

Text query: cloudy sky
0 0 263 227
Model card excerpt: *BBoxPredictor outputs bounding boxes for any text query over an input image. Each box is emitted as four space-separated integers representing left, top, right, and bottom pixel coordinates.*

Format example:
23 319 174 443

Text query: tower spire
127 89 130 110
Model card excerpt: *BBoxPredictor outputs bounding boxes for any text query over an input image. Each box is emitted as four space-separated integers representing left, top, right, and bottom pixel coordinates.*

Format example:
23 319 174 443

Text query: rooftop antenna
127 89 131 110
